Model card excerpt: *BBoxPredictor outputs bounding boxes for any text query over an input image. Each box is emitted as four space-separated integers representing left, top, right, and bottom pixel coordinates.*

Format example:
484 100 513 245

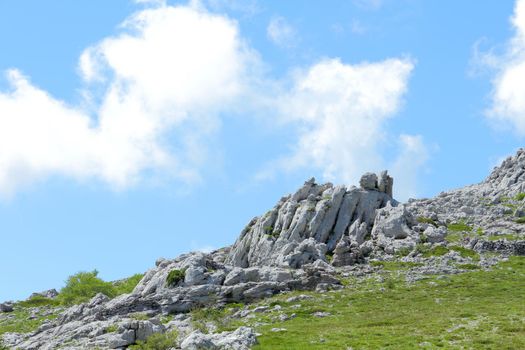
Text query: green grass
0 305 61 336
449 246 480 260
455 263 479 270
417 217 438 227
515 193 525 201
16 295 60 308
515 217 525 224
226 256 525 349
113 273 144 295
488 233 522 241
415 244 449 258
129 330 179 350
447 221 473 232
166 269 186 287
105 324 118 333
370 261 423 271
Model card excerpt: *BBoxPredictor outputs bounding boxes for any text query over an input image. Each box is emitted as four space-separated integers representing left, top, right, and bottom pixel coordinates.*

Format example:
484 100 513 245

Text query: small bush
57 270 115 305
114 273 144 295
166 269 186 287
106 324 118 333
129 330 179 350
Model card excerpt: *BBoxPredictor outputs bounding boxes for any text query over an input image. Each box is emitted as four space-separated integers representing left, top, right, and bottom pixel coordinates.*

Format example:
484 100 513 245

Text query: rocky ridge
2 150 525 349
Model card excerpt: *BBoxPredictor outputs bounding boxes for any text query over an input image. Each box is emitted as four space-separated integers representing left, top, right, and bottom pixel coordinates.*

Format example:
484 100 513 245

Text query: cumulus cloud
486 0 525 134
0 1 428 199
267 16 298 48
390 134 430 200
269 58 422 198
0 3 259 196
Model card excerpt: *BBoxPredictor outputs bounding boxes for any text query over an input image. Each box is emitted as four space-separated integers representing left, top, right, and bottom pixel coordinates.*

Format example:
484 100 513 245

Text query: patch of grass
416 244 449 258
447 221 473 232
476 227 484 236
488 233 521 241
370 261 423 271
130 312 150 321
230 257 525 349
417 217 438 227
160 314 174 325
450 246 480 261
515 217 525 224
0 305 61 336
515 193 525 201
166 269 186 287
456 263 479 270
129 330 179 350
16 295 60 308
191 306 233 333
394 246 413 257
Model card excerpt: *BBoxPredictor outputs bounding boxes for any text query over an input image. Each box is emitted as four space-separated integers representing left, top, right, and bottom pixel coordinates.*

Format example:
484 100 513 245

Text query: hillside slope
2 150 525 349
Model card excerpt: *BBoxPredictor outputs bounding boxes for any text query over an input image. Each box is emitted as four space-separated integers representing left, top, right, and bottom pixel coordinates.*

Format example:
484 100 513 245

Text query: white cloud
390 134 430 200
486 0 525 134
0 2 428 199
279 58 413 176
267 16 298 48
257 57 428 199
0 3 258 196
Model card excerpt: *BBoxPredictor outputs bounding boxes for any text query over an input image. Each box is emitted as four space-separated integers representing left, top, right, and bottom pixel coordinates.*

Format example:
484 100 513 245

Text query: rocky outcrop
227 172 396 268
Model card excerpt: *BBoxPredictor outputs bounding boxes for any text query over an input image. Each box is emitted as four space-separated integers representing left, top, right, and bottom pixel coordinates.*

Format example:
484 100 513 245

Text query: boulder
359 172 378 190
0 302 13 313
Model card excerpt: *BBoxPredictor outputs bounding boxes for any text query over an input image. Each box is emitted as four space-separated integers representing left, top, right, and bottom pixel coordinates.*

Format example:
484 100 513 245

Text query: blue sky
1 0 525 301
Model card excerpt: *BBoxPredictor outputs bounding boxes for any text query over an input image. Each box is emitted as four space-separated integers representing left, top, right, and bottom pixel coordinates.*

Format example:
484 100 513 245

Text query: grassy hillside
194 256 525 349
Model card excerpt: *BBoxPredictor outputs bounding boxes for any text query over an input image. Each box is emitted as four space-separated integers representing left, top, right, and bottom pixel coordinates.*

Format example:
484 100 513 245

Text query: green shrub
57 270 115 305
166 269 186 287
129 330 179 350
106 324 118 333
17 295 60 308
114 273 144 295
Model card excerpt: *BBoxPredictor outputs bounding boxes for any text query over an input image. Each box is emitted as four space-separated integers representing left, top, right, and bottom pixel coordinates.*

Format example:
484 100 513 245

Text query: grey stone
360 172 378 190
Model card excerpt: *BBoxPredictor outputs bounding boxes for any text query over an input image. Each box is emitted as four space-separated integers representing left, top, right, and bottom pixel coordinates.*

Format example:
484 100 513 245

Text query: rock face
227 172 396 268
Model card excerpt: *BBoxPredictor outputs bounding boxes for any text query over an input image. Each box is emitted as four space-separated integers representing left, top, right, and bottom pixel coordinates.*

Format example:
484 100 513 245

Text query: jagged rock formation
3 150 525 349
227 172 396 268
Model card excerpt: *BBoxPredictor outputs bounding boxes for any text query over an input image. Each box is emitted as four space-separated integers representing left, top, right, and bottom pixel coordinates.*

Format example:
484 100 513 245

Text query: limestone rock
227 173 395 268
0 302 13 313
181 327 257 350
